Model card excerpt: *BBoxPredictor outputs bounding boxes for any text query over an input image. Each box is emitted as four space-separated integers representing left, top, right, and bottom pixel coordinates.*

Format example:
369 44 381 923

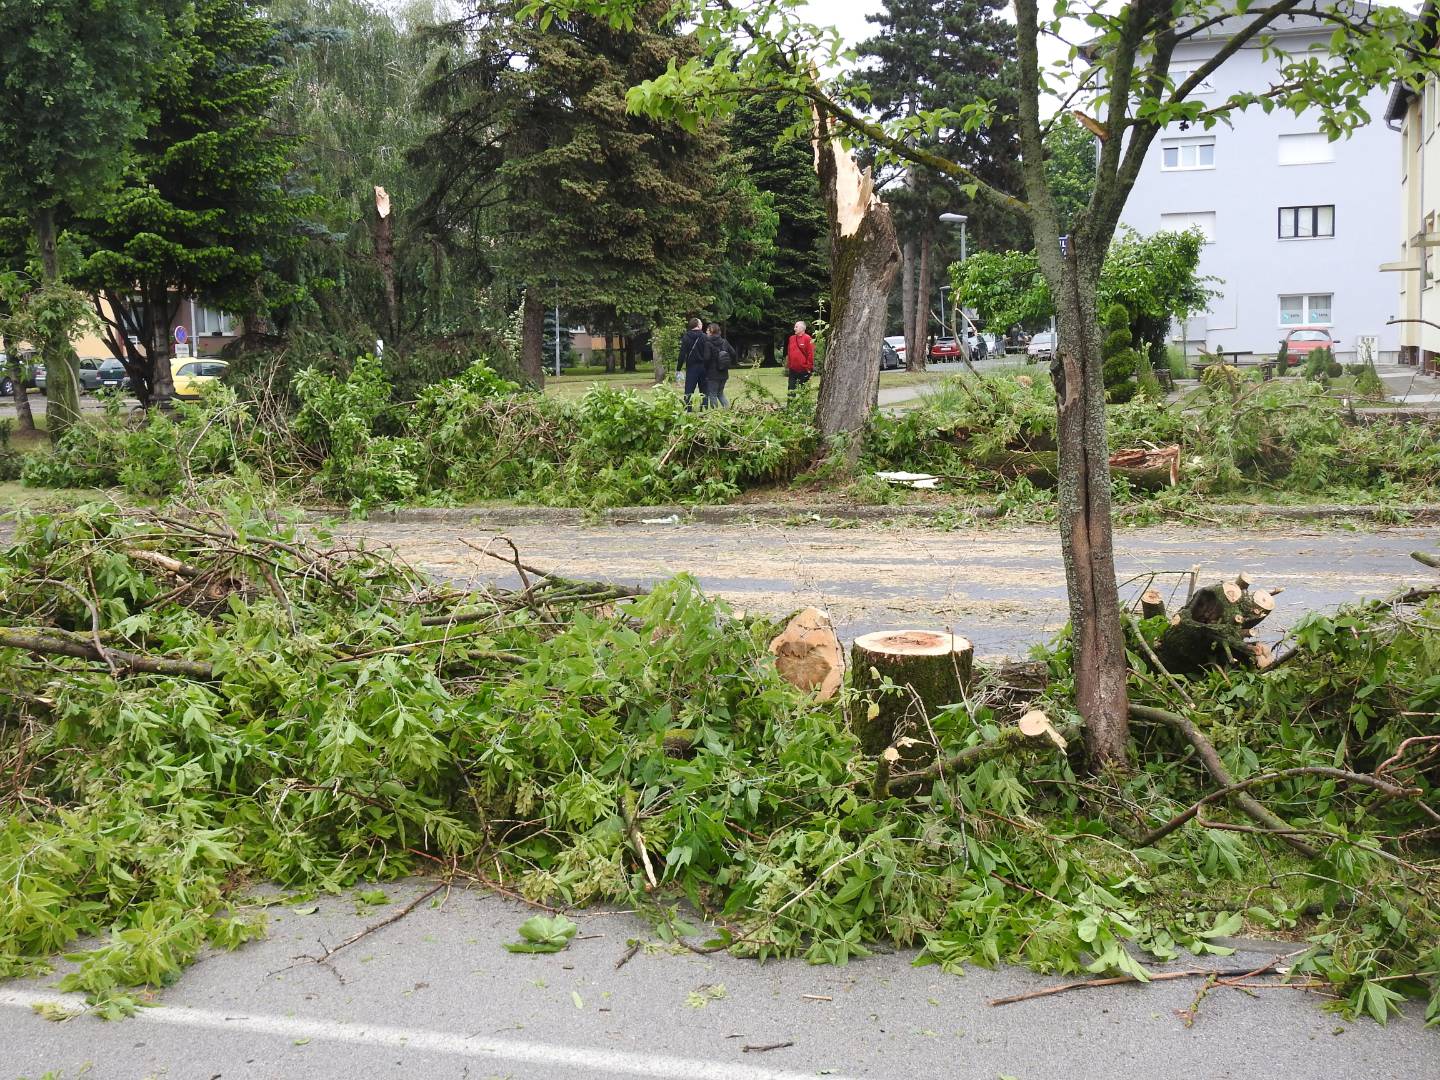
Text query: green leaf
504 914 579 954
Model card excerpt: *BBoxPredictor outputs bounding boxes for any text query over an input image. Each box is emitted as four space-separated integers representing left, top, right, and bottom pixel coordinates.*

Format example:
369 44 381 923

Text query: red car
1280 328 1336 365
929 337 962 359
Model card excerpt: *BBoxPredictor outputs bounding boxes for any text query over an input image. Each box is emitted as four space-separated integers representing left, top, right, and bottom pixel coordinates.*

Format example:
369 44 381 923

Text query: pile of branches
1 504 1437 1024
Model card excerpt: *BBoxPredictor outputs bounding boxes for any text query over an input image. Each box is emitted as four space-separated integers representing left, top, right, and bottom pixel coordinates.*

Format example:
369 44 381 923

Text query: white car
884 335 907 362
1027 331 1057 359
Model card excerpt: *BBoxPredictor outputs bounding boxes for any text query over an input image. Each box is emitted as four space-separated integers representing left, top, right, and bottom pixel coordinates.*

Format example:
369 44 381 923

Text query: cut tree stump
1140 588 1166 619
850 631 973 757
768 607 844 700
1153 579 1276 677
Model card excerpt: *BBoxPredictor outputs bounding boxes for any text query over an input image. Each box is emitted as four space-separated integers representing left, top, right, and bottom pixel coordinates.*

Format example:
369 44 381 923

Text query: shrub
1101 303 1143 403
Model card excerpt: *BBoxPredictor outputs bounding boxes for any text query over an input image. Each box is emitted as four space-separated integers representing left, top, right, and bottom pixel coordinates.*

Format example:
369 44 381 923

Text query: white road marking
0 988 863 1080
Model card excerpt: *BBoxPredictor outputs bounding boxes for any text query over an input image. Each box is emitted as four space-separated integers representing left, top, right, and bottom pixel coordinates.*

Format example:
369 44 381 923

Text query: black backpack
709 336 735 371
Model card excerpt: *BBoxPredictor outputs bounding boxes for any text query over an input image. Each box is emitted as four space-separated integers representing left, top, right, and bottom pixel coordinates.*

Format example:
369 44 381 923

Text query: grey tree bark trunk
148 287 177 405
4 346 35 433
520 288 546 389
910 229 931 372
32 207 81 441
900 238 916 372
812 109 901 458
1049 250 1130 769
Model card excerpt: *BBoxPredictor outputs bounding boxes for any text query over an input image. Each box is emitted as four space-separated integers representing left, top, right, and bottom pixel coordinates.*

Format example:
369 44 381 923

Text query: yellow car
170 358 229 399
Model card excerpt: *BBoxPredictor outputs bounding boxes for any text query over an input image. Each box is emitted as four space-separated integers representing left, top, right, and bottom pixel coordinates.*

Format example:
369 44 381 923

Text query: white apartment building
1119 15 1400 361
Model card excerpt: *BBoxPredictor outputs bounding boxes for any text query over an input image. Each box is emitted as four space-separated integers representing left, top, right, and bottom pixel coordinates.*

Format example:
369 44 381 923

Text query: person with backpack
704 322 736 408
678 317 708 409
785 320 815 397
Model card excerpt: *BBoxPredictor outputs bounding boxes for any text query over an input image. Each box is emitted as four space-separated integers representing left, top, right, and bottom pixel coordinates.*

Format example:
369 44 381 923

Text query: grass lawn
542 365 949 402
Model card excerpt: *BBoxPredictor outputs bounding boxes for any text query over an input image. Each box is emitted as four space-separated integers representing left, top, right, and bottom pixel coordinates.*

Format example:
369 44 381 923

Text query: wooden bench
1191 351 1278 381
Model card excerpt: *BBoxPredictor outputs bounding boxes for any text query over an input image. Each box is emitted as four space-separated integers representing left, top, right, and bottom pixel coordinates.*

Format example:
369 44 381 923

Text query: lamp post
939 213 970 352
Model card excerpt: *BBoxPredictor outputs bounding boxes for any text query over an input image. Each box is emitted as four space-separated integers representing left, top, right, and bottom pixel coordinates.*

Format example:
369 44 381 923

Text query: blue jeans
683 364 705 409
705 372 729 408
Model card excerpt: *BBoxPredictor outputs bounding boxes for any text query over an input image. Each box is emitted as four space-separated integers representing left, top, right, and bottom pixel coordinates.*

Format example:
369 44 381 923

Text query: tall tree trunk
3 341 36 433
652 326 665 384
148 287 177 404
374 186 398 342
900 238 916 370
1051 251 1130 768
812 109 901 457
910 229 932 372
520 288 545 389
32 207 81 441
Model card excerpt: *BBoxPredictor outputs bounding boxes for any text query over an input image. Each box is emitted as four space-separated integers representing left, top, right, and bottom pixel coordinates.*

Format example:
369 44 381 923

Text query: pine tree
856 0 1024 367
416 1 740 386
75 0 316 404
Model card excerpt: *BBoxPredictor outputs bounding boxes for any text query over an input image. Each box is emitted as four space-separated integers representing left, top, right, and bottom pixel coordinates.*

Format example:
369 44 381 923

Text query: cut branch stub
1139 588 1166 620
768 607 844 700
1153 578 1277 678
850 630 973 758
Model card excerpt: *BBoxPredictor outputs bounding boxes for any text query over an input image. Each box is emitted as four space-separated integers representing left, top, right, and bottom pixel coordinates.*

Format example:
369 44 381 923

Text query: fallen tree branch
1127 704 1316 857
0 628 215 680
886 723 1079 797
1412 551 1440 570
312 881 447 967
989 958 1291 1006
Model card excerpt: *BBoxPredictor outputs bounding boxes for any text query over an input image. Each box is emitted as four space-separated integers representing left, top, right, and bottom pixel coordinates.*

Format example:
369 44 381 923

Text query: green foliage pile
1 504 1437 1023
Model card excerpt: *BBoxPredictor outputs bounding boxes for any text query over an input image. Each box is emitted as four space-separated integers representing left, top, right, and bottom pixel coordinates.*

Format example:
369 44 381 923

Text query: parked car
97 358 131 391
884 335 907 364
880 341 903 371
171 357 229 398
962 328 991 362
77 357 106 391
1279 327 1336 365
1026 331 1057 360
32 362 45 394
0 354 35 397
929 337 962 360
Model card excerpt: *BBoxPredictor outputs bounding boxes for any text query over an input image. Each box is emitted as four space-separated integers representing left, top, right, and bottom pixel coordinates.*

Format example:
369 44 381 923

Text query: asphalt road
4 881 1436 1080
333 519 1440 660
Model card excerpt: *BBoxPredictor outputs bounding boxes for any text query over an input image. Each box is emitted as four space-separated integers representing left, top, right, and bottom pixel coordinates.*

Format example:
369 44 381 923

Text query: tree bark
1050 253 1130 768
148 286 177 404
32 207 82 441
812 108 900 457
901 238 916 371
909 229 931 372
519 288 546 389
374 186 398 342
4 346 35 433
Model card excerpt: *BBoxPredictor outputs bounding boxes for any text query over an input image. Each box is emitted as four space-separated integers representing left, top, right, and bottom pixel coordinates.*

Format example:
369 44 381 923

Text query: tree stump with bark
1153 577 1276 677
850 630 973 757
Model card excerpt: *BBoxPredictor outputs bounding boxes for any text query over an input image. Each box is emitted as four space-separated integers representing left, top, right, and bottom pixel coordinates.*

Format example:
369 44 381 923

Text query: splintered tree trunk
850 630 973 758
910 230 931 372
519 288 545 389
1051 252 1130 768
374 185 399 342
812 108 900 457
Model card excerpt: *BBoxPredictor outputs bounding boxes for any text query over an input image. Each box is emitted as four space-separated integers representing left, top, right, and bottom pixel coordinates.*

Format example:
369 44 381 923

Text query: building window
1279 293 1333 326
1278 205 1335 239
1277 132 1334 166
1169 65 1214 95
195 306 234 336
1160 139 1215 171
1159 210 1217 241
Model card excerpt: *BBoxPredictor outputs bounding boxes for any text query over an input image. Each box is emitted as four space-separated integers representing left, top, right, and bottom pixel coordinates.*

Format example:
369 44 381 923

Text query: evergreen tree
0 0 166 435
856 0 1024 365
722 98 827 363
75 0 316 403
416 0 740 386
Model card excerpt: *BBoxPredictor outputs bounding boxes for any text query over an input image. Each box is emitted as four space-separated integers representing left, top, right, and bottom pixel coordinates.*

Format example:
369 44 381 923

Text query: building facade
1386 45 1440 371
1118 18 1399 362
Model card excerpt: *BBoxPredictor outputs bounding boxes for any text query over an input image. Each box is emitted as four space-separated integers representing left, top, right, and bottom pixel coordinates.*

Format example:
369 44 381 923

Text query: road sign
1059 235 1069 257
174 325 188 345
175 343 191 359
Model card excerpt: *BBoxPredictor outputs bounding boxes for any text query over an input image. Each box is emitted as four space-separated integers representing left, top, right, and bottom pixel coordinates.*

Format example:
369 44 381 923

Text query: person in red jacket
785 320 814 397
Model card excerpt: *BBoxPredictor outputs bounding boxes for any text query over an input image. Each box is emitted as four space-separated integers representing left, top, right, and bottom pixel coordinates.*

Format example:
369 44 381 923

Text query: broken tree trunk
374 185 398 341
1153 577 1276 677
811 106 901 460
850 630 972 757
768 607 844 701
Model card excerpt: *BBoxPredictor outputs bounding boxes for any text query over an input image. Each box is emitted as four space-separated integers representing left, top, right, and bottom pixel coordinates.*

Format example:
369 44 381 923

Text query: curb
303 502 1440 527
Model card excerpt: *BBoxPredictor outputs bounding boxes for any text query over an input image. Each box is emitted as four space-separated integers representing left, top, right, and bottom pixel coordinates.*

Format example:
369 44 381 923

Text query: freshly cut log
850 630 973 757
1153 579 1277 677
768 607 844 700
1140 588 1166 620
975 444 1179 490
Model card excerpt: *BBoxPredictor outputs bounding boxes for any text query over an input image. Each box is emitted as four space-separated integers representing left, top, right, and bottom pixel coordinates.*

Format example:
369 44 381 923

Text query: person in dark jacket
678 317 708 409
703 322 736 408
